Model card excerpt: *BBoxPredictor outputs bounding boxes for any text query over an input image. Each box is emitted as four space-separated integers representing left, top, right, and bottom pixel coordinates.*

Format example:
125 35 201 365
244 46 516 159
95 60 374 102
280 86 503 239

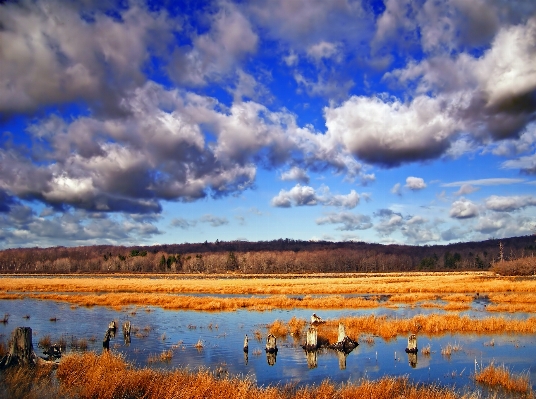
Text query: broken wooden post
338 323 346 343
329 323 358 353
303 327 318 350
306 349 317 369
265 334 278 353
0 327 37 368
108 320 117 338
243 334 249 352
405 334 418 353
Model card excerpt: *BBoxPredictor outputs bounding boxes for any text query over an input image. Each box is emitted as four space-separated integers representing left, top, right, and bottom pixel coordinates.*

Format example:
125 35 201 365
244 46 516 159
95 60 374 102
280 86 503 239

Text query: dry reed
3 273 536 313
52 352 482 399
3 271 533 297
276 313 536 340
474 363 532 394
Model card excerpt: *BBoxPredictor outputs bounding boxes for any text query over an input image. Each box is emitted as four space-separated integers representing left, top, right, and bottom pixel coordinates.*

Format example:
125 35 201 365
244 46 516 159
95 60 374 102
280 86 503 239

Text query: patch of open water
1 298 535 395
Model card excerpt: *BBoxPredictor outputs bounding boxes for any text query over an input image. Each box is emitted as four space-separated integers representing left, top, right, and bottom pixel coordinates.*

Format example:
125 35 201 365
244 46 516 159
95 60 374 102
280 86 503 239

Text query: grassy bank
3 352 527 399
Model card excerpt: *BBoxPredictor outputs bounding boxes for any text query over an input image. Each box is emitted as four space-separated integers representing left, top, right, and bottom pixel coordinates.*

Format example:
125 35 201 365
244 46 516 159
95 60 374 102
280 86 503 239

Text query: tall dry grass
2 272 534 297
474 363 532 394
278 314 536 340
53 352 481 399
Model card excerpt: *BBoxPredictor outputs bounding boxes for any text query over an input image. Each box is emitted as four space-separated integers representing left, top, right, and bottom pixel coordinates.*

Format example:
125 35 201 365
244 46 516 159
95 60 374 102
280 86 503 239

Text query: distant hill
0 235 535 274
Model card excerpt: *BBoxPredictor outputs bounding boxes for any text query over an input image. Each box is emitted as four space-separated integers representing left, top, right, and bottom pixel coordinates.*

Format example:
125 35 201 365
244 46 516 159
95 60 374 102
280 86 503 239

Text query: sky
1 0 536 249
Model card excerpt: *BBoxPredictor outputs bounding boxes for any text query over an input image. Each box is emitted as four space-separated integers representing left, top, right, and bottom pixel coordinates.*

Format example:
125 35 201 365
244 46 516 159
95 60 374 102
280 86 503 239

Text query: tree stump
0 327 37 368
302 327 318 350
405 334 418 353
265 334 278 353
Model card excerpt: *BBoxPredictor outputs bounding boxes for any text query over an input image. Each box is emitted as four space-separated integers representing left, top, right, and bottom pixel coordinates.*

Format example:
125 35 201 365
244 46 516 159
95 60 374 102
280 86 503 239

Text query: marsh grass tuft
474 362 531 394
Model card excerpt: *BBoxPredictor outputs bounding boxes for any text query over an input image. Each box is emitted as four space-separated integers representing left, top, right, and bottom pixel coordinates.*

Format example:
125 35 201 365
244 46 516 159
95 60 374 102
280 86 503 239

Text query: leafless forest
1 235 535 274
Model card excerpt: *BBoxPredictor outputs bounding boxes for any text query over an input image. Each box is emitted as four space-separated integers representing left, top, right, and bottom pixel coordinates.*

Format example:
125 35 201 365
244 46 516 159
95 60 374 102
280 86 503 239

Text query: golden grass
51 352 480 399
2 271 533 296
2 272 536 313
268 319 289 337
474 363 532 394
277 314 536 340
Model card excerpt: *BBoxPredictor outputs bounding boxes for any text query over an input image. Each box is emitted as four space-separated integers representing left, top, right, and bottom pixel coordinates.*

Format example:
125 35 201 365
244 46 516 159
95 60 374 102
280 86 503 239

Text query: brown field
1 272 535 313
0 352 494 399
2 271 535 296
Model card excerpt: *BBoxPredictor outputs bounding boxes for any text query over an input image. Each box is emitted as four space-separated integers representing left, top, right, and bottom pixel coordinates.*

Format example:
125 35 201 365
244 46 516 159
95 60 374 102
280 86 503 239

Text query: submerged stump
0 327 37 368
328 323 358 353
405 334 418 354
265 334 278 353
302 327 318 351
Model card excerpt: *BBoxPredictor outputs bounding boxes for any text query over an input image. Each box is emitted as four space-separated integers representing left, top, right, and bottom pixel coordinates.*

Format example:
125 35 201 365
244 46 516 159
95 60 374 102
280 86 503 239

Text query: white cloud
454 184 479 196
307 41 341 61
405 176 427 190
449 198 479 219
441 178 526 187
280 167 310 184
391 183 402 195
316 212 372 231
271 184 360 209
485 195 536 212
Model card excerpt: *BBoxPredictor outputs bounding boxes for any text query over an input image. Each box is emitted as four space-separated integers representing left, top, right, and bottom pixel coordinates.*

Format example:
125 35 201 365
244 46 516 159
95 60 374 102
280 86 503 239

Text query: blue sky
1 0 536 249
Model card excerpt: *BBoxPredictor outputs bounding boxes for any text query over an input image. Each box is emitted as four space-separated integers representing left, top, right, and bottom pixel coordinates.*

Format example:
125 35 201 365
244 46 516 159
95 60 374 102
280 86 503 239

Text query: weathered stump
329 323 358 353
405 334 418 353
337 323 346 343
243 334 249 352
306 349 317 369
265 334 278 353
302 327 318 350
0 327 37 368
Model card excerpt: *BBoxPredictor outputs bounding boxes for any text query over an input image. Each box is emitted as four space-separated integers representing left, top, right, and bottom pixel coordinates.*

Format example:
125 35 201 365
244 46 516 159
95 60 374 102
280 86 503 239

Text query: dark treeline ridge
0 236 535 274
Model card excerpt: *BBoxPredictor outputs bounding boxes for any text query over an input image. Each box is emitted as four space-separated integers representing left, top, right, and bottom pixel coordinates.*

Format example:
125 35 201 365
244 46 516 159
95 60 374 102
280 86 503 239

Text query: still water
1 298 535 393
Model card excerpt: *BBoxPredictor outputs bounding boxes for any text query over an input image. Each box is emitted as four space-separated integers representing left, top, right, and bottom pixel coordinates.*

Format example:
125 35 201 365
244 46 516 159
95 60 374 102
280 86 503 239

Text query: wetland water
1 298 535 393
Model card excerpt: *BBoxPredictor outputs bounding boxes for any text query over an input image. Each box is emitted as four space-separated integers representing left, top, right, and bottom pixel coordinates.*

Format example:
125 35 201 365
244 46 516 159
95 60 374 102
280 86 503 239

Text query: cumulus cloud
0 204 161 248
449 198 479 219
405 176 427 190
316 212 372 231
0 1 172 117
280 167 310 184
168 2 258 86
485 195 536 212
271 184 360 209
324 95 457 167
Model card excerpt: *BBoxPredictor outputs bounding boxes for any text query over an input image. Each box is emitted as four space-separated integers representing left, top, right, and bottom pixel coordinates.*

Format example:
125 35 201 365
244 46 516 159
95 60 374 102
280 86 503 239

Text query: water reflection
266 351 277 366
305 350 317 369
407 352 418 368
337 351 348 370
0 298 535 391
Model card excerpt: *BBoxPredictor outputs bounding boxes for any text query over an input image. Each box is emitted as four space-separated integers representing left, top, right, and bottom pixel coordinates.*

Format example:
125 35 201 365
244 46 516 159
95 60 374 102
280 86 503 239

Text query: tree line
0 236 535 274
